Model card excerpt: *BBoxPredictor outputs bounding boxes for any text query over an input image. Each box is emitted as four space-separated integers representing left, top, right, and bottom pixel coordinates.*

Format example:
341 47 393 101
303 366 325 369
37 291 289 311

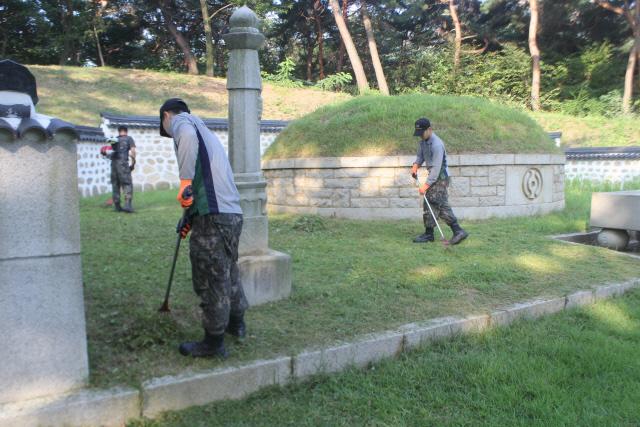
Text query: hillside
30 65 350 126
265 94 559 159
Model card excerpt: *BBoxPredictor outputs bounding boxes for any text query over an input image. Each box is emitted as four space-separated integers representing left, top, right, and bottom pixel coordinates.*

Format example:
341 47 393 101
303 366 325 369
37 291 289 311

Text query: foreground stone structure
263 154 565 220
223 6 291 304
0 61 88 404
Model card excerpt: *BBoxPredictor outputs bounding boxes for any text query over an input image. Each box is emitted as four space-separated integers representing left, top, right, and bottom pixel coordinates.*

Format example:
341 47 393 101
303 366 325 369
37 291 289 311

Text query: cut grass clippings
129 289 640 426
81 180 639 389
264 94 559 159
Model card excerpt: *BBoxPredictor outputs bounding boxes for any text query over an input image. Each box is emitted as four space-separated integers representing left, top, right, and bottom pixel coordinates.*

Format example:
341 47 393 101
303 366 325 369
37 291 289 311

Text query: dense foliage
1 0 638 114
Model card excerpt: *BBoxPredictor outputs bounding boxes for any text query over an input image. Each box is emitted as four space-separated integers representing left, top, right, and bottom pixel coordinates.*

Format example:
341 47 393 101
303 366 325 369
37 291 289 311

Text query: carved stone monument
0 60 88 404
223 7 292 305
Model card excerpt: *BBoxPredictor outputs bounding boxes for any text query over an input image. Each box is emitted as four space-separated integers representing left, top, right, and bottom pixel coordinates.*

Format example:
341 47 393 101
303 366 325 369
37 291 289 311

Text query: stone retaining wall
565 158 640 184
263 154 565 220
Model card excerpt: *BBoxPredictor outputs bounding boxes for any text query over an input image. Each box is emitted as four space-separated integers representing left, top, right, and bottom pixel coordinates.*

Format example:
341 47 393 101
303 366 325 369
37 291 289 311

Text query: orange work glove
419 183 430 194
176 214 191 239
177 179 194 208
411 163 419 179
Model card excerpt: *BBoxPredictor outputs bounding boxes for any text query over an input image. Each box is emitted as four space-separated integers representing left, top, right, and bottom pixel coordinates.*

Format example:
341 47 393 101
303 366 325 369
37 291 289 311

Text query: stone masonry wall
565 158 640 184
263 154 565 220
77 127 280 197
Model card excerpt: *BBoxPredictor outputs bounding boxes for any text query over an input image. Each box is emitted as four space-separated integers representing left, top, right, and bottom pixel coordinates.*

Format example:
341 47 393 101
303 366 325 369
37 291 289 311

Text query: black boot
122 198 134 213
113 201 123 212
413 227 435 243
449 222 468 245
179 332 228 358
226 314 246 339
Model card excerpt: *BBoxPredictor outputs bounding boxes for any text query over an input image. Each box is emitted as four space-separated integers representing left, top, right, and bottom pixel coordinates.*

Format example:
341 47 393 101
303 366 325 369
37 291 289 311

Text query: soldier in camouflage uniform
160 98 248 358
411 118 468 245
101 126 136 213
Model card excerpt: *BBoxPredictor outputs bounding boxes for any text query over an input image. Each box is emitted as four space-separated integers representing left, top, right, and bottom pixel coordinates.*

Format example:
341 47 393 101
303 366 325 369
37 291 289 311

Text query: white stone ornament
522 167 543 200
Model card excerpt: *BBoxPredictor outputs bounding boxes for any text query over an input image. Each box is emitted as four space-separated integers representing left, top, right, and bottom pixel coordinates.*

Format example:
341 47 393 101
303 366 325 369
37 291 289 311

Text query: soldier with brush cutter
159 98 248 358
411 118 468 245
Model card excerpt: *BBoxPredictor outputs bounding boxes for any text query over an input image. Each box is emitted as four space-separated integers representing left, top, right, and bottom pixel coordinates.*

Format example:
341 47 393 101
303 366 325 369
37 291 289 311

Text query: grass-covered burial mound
264 94 560 159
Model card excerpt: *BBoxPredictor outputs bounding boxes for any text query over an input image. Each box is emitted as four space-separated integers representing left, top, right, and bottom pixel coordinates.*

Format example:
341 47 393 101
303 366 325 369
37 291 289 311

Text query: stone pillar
0 60 88 404
223 7 292 305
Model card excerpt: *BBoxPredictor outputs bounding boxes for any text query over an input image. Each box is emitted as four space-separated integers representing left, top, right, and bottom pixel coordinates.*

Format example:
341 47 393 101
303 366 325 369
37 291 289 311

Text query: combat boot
226 314 246 339
413 227 435 243
122 198 134 213
449 222 468 245
113 201 123 212
179 332 228 358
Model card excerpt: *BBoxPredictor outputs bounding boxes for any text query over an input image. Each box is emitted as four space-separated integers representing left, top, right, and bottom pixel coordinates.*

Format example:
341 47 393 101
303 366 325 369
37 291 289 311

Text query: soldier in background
100 126 136 213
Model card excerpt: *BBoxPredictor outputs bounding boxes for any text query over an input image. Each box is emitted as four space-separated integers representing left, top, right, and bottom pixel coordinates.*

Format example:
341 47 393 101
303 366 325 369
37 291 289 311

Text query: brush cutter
415 176 450 247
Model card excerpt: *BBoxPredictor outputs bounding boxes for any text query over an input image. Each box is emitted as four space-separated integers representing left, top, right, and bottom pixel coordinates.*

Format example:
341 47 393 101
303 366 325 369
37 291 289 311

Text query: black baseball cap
413 118 431 136
159 98 190 137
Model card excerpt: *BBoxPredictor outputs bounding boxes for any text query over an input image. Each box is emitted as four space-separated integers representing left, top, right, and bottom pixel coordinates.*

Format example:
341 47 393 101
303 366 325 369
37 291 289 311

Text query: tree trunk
199 0 215 77
622 42 636 114
528 0 541 111
306 30 315 81
94 26 105 67
337 0 347 72
59 0 74 65
313 0 325 80
329 0 369 93
361 0 389 94
160 0 199 75
449 0 462 72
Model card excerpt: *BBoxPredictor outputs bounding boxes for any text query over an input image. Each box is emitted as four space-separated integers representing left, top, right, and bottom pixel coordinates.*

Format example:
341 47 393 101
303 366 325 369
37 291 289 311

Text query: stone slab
239 249 292 306
0 255 88 404
457 154 515 166
0 387 140 427
565 290 595 309
507 297 567 321
505 165 554 205
142 357 291 418
0 138 81 259
400 317 460 350
594 279 640 300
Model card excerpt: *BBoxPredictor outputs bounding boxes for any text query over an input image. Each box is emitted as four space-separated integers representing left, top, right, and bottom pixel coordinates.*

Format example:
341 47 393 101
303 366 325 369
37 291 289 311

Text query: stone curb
4 278 638 426
0 387 140 427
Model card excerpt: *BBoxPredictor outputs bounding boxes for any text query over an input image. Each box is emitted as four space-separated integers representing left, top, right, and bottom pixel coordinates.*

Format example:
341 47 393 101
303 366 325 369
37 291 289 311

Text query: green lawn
129 289 640 426
81 181 639 389
529 111 640 148
31 65 348 126
265 94 559 159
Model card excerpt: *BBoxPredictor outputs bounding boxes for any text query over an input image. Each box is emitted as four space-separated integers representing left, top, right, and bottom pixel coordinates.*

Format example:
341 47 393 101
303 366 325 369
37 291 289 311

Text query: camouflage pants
422 179 458 229
111 161 133 206
189 213 248 335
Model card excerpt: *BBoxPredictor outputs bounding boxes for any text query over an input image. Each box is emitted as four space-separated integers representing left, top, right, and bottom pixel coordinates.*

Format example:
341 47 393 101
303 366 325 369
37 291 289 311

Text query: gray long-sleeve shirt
170 112 242 215
414 132 449 185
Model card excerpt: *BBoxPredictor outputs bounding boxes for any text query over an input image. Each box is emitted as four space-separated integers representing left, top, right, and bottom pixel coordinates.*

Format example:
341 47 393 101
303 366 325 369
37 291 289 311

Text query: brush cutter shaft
414 176 446 240
159 210 188 312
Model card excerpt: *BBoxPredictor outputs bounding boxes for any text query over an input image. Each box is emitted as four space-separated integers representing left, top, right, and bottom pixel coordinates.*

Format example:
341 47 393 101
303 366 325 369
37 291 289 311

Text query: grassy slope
80 181 639 388
265 94 559 159
131 290 640 426
30 66 349 126
530 111 640 148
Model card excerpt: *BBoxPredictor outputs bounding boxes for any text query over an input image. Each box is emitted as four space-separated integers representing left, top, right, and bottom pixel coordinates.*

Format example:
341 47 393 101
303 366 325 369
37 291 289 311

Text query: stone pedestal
223 7 291 305
0 61 88 404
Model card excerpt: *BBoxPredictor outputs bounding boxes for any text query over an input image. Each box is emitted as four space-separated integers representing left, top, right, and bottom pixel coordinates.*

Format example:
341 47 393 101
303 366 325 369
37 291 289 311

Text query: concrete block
514 154 552 165
488 166 506 185
0 255 88 404
565 290 595 309
368 168 396 177
305 169 335 178
294 157 340 169
350 331 404 368
239 249 291 306
449 197 480 207
324 178 360 188
142 357 291 418
449 177 470 196
594 280 640 300
293 344 355 378
470 186 497 196
401 317 460 349
0 387 140 427
448 314 491 334
470 176 489 186
389 198 420 208
507 297 567 320
334 168 369 178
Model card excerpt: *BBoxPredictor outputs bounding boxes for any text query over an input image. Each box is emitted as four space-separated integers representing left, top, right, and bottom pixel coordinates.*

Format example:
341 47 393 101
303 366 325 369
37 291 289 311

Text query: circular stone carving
522 168 543 200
